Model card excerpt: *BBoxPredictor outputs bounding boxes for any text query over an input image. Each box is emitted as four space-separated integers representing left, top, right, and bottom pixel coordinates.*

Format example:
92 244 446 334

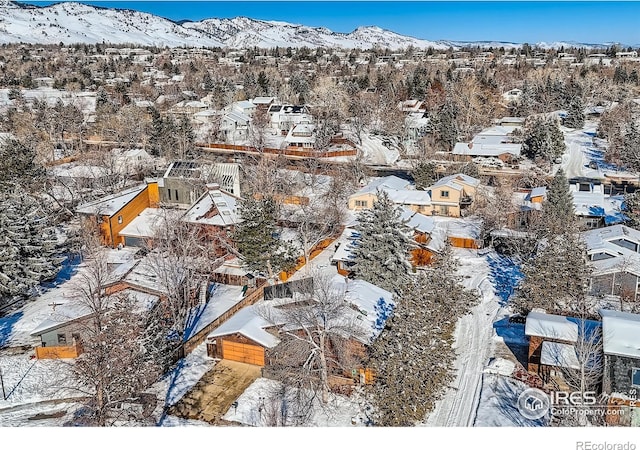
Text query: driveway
168 360 261 424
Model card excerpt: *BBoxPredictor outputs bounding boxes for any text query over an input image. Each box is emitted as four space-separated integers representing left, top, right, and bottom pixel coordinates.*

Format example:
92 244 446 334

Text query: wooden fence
35 343 82 359
196 142 357 158
278 228 344 282
182 279 267 354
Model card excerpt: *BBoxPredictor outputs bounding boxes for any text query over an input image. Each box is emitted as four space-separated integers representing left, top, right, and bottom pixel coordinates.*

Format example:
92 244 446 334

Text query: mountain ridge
0 1 630 49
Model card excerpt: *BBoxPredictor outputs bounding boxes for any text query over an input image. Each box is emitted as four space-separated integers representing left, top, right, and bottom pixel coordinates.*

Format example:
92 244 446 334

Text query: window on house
632 368 640 387
441 190 449 198
57 333 67 345
175 190 179 202
355 200 368 208
117 215 123 224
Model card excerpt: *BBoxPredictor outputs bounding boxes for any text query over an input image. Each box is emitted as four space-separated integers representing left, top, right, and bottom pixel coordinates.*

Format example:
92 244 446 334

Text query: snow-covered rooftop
525 311 579 342
183 283 245 342
30 301 93 336
452 142 521 157
385 188 431 206
75 184 147 217
582 225 640 278
353 175 411 196
339 277 394 343
182 187 241 227
30 288 159 336
431 173 481 189
118 207 165 239
540 341 580 369
600 309 640 359
400 208 436 234
208 303 282 348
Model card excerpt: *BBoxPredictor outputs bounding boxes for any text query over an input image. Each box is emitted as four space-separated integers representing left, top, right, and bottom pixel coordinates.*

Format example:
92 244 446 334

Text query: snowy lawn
357 133 400 165
183 284 245 342
475 373 547 427
223 377 369 426
0 352 80 407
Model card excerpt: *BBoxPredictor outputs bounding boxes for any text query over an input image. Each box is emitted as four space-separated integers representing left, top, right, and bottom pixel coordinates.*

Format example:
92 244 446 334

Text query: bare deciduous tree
260 273 368 406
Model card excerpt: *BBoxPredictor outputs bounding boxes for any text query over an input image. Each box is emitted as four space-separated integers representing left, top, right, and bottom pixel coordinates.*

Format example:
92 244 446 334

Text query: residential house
268 104 312 135
404 112 429 141
570 178 625 229
251 96 277 111
168 100 208 119
583 225 640 301
229 100 256 118
75 181 160 248
112 148 155 176
220 109 251 144
601 309 640 393
426 173 480 217
452 142 521 164
526 187 547 205
206 277 393 378
31 288 161 360
182 183 242 257
600 309 640 425
159 161 240 206
52 164 110 191
499 117 526 128
397 99 425 114
284 123 315 150
525 310 600 389
347 175 432 214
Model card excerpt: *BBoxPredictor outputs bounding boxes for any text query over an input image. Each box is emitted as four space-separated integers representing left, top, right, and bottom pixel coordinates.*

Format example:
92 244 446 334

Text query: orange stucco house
75 180 159 248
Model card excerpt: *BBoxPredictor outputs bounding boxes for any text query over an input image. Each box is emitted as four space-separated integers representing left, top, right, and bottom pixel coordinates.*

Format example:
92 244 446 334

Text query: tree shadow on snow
0 310 24 348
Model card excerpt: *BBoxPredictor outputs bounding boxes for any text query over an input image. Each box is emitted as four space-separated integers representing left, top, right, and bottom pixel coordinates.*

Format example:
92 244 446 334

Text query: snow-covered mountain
183 17 450 50
0 1 627 50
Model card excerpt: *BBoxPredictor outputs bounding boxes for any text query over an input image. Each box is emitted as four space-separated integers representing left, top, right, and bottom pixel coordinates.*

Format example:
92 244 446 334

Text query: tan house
348 176 431 214
426 173 480 217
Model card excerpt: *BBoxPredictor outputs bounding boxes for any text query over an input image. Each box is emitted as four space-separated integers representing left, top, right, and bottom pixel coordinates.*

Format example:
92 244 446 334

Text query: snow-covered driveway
561 122 604 180
426 250 501 427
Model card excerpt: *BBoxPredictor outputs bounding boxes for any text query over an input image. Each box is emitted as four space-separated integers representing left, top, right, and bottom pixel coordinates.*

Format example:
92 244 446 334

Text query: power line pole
0 366 6 400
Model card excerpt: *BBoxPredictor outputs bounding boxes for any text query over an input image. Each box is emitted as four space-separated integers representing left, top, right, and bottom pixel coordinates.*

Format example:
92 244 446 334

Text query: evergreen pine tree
623 191 640 228
366 244 475 425
543 168 576 235
410 161 438 190
523 117 566 161
0 139 43 191
352 191 414 292
514 230 590 315
564 96 585 129
0 189 62 299
620 123 640 171
147 106 164 157
233 197 297 279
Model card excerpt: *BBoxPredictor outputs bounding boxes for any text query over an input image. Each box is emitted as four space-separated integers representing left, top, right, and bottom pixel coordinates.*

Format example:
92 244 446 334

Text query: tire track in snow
426 273 500 427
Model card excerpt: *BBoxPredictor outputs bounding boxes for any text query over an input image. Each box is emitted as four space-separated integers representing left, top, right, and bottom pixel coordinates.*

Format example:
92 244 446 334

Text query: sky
22 1 640 45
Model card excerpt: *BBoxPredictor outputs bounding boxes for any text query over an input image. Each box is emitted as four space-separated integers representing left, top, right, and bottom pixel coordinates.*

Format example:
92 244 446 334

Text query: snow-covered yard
223 377 368 426
357 133 400 165
475 373 547 427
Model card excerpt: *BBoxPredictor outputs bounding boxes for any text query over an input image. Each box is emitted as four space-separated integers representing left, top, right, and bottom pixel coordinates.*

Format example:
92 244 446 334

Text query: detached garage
206 304 282 367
